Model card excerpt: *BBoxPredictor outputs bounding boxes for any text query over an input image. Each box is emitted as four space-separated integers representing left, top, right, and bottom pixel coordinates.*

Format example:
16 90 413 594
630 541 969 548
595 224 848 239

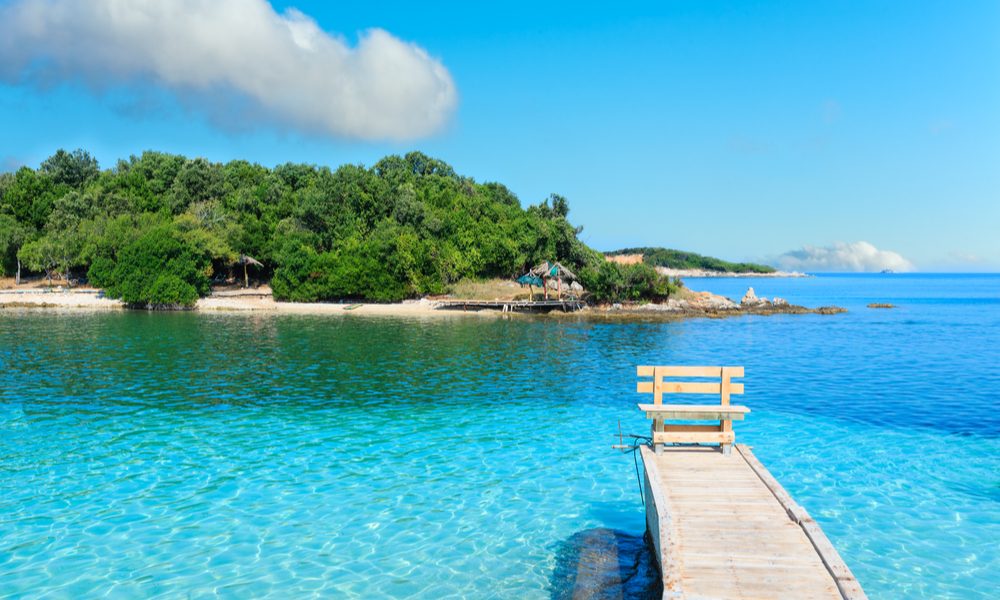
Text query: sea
1 273 998 599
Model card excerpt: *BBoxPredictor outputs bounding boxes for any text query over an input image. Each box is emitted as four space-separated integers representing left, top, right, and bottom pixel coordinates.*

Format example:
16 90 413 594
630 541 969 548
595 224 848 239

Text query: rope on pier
614 419 652 505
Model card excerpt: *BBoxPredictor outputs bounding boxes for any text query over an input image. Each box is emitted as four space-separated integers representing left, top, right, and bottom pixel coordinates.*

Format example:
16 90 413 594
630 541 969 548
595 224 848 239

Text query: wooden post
244 262 249 288
654 366 664 455
720 367 732 457
16 258 21 286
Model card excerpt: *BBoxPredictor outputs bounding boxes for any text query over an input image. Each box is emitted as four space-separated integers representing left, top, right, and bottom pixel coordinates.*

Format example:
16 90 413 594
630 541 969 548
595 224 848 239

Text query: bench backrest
637 366 744 405
637 366 746 456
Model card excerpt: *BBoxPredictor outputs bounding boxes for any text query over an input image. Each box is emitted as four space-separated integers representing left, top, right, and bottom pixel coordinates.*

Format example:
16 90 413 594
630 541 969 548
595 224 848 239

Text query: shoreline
0 289 451 316
0 288 846 319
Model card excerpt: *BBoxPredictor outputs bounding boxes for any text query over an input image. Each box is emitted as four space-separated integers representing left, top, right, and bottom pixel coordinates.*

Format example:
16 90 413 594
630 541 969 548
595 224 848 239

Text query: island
1 149 838 316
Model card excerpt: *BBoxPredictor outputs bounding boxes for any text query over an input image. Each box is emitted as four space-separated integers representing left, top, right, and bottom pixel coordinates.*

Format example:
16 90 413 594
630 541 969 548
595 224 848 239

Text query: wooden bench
637 366 749 457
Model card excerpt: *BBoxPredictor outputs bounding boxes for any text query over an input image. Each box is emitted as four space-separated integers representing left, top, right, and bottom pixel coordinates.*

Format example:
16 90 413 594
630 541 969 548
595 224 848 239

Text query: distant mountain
605 247 776 273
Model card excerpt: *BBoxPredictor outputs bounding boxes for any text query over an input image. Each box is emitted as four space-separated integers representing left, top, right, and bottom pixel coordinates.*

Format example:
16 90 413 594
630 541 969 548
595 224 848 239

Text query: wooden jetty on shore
436 299 585 312
635 366 867 600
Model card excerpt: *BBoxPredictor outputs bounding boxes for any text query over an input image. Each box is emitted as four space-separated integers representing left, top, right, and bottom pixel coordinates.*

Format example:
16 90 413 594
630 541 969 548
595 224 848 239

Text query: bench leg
653 420 664 455
721 418 732 457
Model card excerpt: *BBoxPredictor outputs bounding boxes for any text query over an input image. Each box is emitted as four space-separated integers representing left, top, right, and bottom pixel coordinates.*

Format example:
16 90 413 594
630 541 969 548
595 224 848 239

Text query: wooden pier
634 366 867 599
436 299 585 312
641 444 866 599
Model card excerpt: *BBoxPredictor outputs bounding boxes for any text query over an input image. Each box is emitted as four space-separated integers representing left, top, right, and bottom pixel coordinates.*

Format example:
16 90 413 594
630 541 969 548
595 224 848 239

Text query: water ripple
1 274 999 599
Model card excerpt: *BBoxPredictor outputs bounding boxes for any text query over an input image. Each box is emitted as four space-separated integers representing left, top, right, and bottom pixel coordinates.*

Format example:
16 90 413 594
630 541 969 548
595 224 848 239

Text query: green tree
93 225 212 308
0 214 28 282
18 236 60 287
3 167 67 230
40 149 100 188
578 261 675 303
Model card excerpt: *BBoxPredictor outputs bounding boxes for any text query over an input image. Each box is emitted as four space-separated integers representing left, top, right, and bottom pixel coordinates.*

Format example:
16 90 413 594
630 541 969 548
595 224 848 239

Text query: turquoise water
1 274 998 599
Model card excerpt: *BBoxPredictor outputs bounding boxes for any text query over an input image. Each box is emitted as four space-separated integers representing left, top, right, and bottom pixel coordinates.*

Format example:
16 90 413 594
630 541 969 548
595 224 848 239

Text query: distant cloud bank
771 241 916 273
0 0 458 141
948 251 981 263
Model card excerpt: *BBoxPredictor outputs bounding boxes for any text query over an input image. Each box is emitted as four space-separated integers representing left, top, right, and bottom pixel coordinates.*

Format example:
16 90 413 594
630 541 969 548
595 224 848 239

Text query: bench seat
638 404 750 421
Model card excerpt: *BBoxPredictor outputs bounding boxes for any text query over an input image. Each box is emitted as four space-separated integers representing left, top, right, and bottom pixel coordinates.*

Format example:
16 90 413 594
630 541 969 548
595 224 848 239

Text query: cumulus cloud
0 0 458 141
771 241 916 273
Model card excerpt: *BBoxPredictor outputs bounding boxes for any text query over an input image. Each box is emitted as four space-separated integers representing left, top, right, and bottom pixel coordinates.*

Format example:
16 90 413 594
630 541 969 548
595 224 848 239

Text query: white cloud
0 0 458 141
948 251 981 263
771 241 916 273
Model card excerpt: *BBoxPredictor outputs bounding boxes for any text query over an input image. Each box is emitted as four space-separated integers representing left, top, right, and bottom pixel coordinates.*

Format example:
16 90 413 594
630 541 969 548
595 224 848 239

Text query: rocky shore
582 286 846 318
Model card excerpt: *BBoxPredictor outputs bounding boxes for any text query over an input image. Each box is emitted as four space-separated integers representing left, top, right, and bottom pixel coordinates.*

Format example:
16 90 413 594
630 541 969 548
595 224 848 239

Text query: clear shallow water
1 273 998 599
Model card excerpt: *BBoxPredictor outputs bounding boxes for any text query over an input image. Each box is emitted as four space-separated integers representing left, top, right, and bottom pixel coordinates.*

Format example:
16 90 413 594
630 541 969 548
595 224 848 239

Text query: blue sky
1 0 997 271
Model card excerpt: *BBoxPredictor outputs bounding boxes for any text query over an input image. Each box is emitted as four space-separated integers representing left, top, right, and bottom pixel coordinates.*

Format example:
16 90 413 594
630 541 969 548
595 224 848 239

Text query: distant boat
880 269 896 274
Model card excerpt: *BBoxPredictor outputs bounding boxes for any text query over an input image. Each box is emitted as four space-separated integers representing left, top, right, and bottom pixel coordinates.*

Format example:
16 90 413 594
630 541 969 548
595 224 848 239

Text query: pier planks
640 444 866 600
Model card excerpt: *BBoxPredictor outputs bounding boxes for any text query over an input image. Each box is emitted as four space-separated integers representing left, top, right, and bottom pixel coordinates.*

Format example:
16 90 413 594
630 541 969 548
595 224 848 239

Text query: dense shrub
578 262 679 303
91 226 210 307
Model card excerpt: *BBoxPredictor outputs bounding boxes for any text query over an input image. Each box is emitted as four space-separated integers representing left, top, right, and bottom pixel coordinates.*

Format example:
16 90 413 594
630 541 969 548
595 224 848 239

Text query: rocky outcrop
740 287 772 308
636 290 739 313
608 286 846 319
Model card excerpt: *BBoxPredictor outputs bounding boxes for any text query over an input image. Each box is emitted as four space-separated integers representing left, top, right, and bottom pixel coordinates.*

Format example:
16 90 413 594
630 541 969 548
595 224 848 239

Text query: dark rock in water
549 528 662 600
867 303 896 308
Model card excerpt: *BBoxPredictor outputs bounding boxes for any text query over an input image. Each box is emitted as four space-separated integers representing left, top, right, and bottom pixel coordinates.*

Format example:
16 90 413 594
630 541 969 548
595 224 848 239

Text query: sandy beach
0 287 463 316
0 285 846 319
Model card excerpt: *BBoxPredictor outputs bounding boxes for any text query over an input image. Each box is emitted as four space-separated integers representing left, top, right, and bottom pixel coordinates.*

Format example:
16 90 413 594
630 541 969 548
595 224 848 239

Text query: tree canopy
0 149 611 306
606 247 776 273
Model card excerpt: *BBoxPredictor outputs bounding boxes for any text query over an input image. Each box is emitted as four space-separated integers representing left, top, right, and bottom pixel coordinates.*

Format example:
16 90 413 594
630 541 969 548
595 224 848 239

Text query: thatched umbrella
516 273 545 301
237 255 264 288
527 261 577 300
